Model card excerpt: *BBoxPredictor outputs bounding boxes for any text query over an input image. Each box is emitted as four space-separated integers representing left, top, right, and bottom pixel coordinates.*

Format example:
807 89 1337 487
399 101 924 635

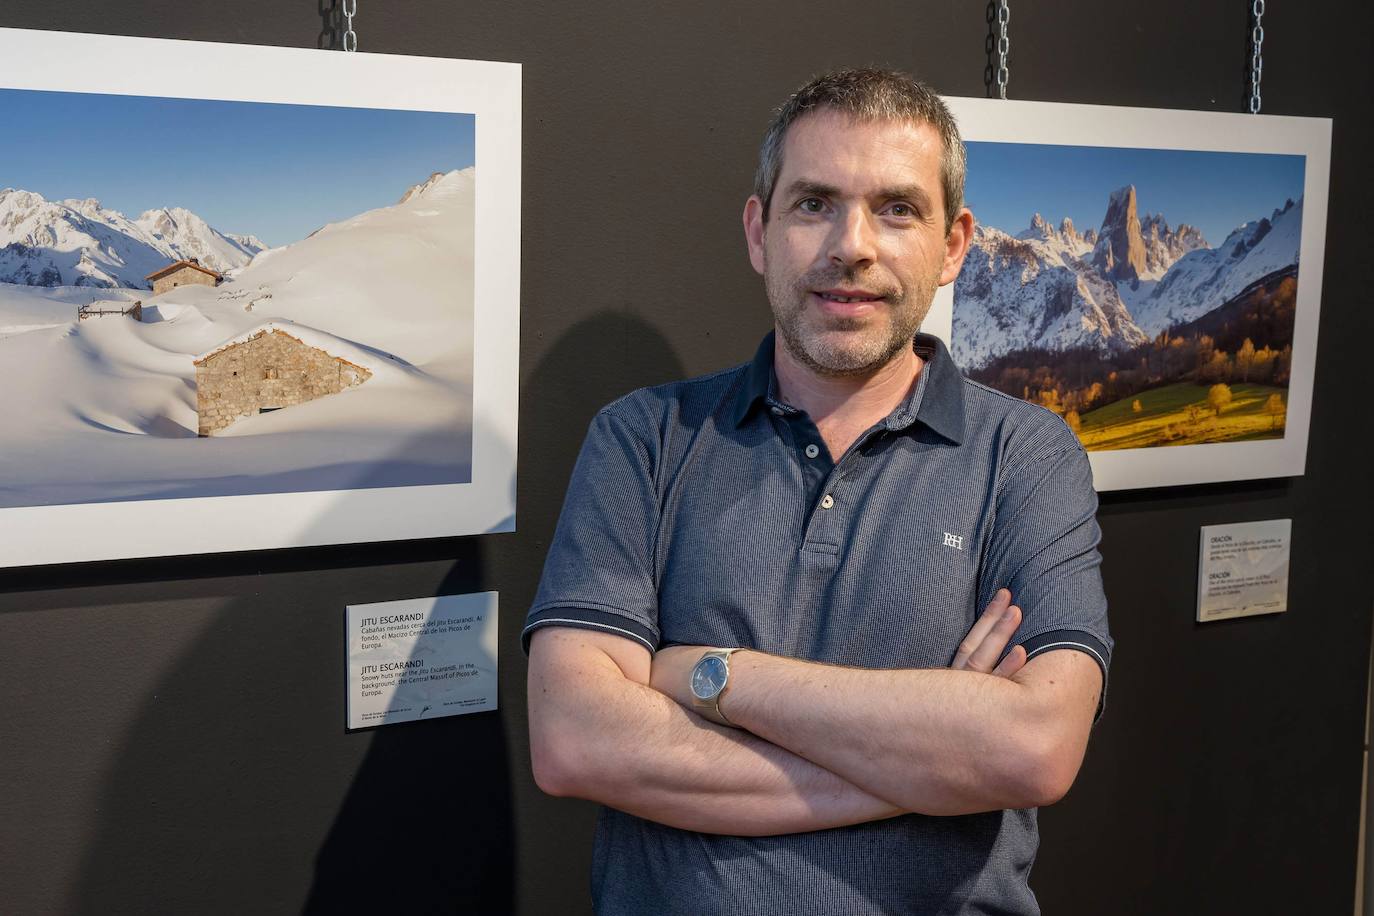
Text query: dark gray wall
1 2 1371 914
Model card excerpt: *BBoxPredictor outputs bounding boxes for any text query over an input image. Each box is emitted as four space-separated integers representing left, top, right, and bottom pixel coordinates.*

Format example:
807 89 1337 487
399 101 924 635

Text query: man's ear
743 196 767 276
939 207 975 286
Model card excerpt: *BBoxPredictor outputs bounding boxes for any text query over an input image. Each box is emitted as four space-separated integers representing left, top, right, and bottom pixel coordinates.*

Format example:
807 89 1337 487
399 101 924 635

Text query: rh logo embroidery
943 532 964 550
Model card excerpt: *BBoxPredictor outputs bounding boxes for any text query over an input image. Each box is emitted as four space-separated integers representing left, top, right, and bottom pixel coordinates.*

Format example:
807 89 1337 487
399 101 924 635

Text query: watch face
690 655 728 700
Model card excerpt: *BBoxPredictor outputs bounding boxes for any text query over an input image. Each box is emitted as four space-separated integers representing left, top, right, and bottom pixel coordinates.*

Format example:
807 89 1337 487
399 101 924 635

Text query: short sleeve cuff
521 605 660 656
1021 628 1112 723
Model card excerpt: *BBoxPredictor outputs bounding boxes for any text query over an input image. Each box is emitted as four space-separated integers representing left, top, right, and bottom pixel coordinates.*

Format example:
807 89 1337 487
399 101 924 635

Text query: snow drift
0 168 476 509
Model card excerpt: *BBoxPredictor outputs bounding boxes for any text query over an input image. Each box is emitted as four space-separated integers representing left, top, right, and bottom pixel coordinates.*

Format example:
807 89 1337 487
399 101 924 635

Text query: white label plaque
346 593 498 729
1197 520 1291 622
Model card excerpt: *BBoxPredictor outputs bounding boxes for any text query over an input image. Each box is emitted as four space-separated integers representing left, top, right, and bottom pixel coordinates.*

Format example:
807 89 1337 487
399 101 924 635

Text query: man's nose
828 206 878 268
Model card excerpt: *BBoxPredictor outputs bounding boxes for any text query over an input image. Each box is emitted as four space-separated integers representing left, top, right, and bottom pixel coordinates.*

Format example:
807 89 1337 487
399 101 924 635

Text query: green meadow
1075 382 1287 451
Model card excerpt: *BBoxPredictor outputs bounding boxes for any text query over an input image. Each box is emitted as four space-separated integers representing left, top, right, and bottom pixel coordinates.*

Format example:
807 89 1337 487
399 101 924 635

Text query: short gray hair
753 68 966 232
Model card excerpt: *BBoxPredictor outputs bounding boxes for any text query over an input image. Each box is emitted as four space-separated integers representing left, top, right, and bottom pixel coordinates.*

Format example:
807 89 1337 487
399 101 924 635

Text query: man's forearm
719 651 1072 816
528 630 902 836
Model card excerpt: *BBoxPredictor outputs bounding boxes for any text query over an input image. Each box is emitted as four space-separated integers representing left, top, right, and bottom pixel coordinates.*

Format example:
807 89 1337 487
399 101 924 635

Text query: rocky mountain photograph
953 141 1305 451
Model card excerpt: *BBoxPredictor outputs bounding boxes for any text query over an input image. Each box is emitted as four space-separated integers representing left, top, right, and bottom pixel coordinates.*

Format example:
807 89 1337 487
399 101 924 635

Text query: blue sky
964 142 1305 247
0 88 475 247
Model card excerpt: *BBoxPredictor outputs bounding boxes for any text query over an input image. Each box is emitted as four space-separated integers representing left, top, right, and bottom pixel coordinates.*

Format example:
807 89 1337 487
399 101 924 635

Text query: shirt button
820 494 835 509
770 406 785 416
804 444 820 459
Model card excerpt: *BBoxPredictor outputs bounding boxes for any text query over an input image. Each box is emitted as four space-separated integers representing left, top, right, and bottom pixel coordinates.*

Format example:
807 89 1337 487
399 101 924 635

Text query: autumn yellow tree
1037 388 1063 415
1265 392 1286 429
1132 399 1142 413
1276 345 1293 384
1200 349 1232 384
1236 338 1257 382
1064 410 1082 434
1207 383 1233 416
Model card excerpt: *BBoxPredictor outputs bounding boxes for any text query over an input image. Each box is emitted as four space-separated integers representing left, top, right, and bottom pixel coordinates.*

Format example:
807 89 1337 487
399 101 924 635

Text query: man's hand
951 587 1026 676
649 587 1027 709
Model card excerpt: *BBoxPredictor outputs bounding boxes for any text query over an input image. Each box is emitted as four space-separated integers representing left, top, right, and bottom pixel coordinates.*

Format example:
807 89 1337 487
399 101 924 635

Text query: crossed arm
528 588 1103 835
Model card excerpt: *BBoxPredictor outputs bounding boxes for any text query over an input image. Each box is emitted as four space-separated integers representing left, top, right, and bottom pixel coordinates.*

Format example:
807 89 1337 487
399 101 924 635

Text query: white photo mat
926 97 1330 491
0 28 521 566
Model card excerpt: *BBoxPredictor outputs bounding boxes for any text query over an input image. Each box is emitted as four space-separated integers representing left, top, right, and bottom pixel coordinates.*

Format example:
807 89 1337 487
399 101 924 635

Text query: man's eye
888 203 916 218
798 198 824 213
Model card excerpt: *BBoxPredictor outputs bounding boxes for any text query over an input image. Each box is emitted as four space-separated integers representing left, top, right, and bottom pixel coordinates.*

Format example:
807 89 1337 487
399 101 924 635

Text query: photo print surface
0 28 520 565
954 142 1303 452
0 89 477 507
925 98 1330 490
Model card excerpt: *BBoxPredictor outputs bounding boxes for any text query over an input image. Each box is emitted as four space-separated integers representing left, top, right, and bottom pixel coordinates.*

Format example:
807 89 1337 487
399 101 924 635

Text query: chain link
1249 0 1264 113
996 0 1010 99
343 0 358 52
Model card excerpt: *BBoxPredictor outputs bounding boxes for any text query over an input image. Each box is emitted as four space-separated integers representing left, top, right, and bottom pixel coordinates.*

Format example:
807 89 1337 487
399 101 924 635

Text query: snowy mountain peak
1138 213 1208 277
398 171 449 205
1009 211 1092 259
1016 212 1054 241
61 197 105 218
1106 185 1134 208
1090 185 1148 282
132 206 263 274
1088 185 1206 284
955 189 1302 369
227 233 267 252
0 188 263 289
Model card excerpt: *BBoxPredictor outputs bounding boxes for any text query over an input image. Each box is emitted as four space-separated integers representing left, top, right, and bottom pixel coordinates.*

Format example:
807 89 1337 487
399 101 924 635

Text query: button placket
807 443 868 530
802 457 853 548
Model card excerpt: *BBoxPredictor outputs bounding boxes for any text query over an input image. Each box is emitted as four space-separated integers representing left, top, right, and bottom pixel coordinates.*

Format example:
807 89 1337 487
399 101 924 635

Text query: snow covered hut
146 258 222 296
193 323 373 437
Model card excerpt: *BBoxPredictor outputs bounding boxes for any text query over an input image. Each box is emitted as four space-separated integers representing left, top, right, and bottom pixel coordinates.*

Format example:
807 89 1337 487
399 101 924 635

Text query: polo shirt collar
730 332 780 427
730 330 966 445
908 333 966 445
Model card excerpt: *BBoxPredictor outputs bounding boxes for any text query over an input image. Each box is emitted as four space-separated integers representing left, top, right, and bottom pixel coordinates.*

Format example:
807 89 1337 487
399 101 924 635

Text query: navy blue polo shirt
525 332 1112 916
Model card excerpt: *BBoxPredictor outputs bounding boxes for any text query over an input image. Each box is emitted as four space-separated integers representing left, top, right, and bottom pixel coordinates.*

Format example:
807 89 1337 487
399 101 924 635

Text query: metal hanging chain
996 0 1011 100
1249 0 1265 113
343 0 358 52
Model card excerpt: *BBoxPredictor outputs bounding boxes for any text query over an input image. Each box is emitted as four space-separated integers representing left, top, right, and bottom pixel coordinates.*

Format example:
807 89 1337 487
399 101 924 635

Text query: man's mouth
815 289 885 303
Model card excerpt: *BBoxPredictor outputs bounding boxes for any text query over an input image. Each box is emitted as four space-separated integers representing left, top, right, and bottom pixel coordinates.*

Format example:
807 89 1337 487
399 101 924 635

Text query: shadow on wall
62 427 517 913
299 542 511 913
317 0 340 51
505 313 690 916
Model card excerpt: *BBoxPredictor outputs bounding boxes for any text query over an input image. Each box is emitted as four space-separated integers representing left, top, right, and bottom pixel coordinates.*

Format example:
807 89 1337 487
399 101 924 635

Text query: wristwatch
690 648 743 727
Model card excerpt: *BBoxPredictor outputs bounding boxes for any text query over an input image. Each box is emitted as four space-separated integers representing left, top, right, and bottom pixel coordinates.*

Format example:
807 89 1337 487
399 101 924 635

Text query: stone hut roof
145 258 223 282
192 321 384 376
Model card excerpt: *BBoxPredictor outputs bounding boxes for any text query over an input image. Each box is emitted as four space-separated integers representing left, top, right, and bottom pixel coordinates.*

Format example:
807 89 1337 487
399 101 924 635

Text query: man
525 69 1111 915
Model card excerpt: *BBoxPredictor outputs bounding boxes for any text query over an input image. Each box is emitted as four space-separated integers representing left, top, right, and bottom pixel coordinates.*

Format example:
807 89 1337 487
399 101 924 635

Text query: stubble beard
766 263 937 378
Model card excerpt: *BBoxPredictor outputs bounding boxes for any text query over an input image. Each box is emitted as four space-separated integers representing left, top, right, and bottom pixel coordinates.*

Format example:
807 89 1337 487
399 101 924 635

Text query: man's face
744 109 972 377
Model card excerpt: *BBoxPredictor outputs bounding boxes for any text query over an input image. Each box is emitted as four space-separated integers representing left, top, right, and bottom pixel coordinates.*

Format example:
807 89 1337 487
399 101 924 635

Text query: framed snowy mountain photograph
925 98 1330 491
0 28 520 566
